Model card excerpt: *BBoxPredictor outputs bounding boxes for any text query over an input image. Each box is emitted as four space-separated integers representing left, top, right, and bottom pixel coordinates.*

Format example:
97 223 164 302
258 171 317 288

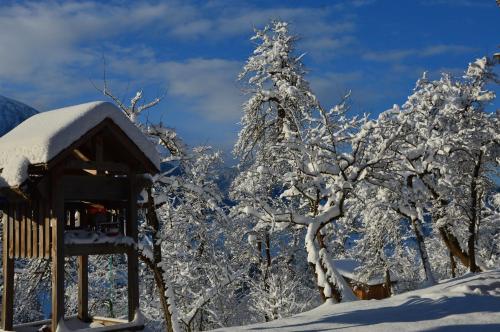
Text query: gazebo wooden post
78 255 89 322
51 170 65 330
2 205 14 331
126 174 139 322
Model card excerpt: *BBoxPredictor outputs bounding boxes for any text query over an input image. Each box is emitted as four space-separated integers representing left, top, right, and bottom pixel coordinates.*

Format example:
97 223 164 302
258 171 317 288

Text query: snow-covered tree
233 20 402 304
234 20 317 162
231 20 324 310
99 79 244 331
384 57 498 273
347 56 499 287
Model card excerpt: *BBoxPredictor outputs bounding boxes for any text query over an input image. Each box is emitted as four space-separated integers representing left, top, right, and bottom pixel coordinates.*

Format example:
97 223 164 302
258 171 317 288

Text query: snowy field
214 270 500 332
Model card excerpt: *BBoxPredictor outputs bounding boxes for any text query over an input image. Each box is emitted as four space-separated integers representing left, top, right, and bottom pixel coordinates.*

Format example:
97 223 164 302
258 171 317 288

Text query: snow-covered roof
333 259 395 285
0 101 160 188
333 259 361 281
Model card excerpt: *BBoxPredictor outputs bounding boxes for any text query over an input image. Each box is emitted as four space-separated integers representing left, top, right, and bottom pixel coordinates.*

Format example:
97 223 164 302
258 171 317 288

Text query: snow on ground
214 270 500 332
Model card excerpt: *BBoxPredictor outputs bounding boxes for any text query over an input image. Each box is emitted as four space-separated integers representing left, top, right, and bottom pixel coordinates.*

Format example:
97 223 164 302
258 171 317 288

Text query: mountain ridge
0 95 39 137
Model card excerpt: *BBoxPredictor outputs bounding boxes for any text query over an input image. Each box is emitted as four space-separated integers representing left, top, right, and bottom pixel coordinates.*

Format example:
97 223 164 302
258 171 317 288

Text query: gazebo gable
38 117 159 177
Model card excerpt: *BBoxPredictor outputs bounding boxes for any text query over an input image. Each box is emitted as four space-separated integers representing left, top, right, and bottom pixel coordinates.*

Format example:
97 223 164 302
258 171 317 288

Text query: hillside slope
214 270 500 332
0 95 38 137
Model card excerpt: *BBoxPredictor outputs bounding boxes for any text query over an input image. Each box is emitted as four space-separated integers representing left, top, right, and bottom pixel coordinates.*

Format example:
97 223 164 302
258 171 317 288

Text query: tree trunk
140 256 175 332
384 269 392 297
438 226 470 268
467 152 482 273
410 217 435 285
309 262 327 303
143 186 177 332
450 251 456 278
262 232 273 322
420 174 474 271
309 231 349 303
316 233 343 303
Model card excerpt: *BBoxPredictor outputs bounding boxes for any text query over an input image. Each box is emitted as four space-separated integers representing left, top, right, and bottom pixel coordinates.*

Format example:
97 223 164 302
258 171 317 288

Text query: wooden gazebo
333 259 396 300
0 101 160 331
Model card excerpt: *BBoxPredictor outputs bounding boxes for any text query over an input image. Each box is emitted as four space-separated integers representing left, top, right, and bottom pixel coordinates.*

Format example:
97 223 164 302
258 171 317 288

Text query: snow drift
214 270 500 332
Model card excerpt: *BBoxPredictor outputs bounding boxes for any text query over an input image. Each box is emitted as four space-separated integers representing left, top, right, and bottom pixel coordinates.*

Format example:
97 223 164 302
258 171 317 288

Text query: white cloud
160 59 244 122
0 0 357 110
90 53 244 122
0 0 365 149
0 1 174 80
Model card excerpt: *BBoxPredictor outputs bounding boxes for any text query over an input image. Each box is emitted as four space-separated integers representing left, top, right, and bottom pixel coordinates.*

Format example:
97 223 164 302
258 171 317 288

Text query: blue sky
0 0 498 161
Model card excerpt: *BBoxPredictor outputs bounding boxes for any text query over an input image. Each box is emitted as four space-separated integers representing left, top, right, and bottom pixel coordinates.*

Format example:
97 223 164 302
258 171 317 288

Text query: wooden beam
51 170 65 330
127 175 139 321
64 243 130 256
62 175 128 201
44 204 51 259
36 176 50 200
2 205 14 331
27 163 49 176
64 160 130 174
73 149 91 162
95 136 104 162
78 255 90 322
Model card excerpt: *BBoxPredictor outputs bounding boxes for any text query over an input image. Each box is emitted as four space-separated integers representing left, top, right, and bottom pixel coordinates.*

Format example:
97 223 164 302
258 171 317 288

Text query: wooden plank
20 204 26 258
62 175 129 201
126 175 139 321
38 201 45 258
27 203 32 257
44 204 51 259
32 202 39 258
91 317 144 331
9 204 14 258
12 319 51 330
15 204 20 258
16 318 143 332
2 204 15 331
78 255 90 322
